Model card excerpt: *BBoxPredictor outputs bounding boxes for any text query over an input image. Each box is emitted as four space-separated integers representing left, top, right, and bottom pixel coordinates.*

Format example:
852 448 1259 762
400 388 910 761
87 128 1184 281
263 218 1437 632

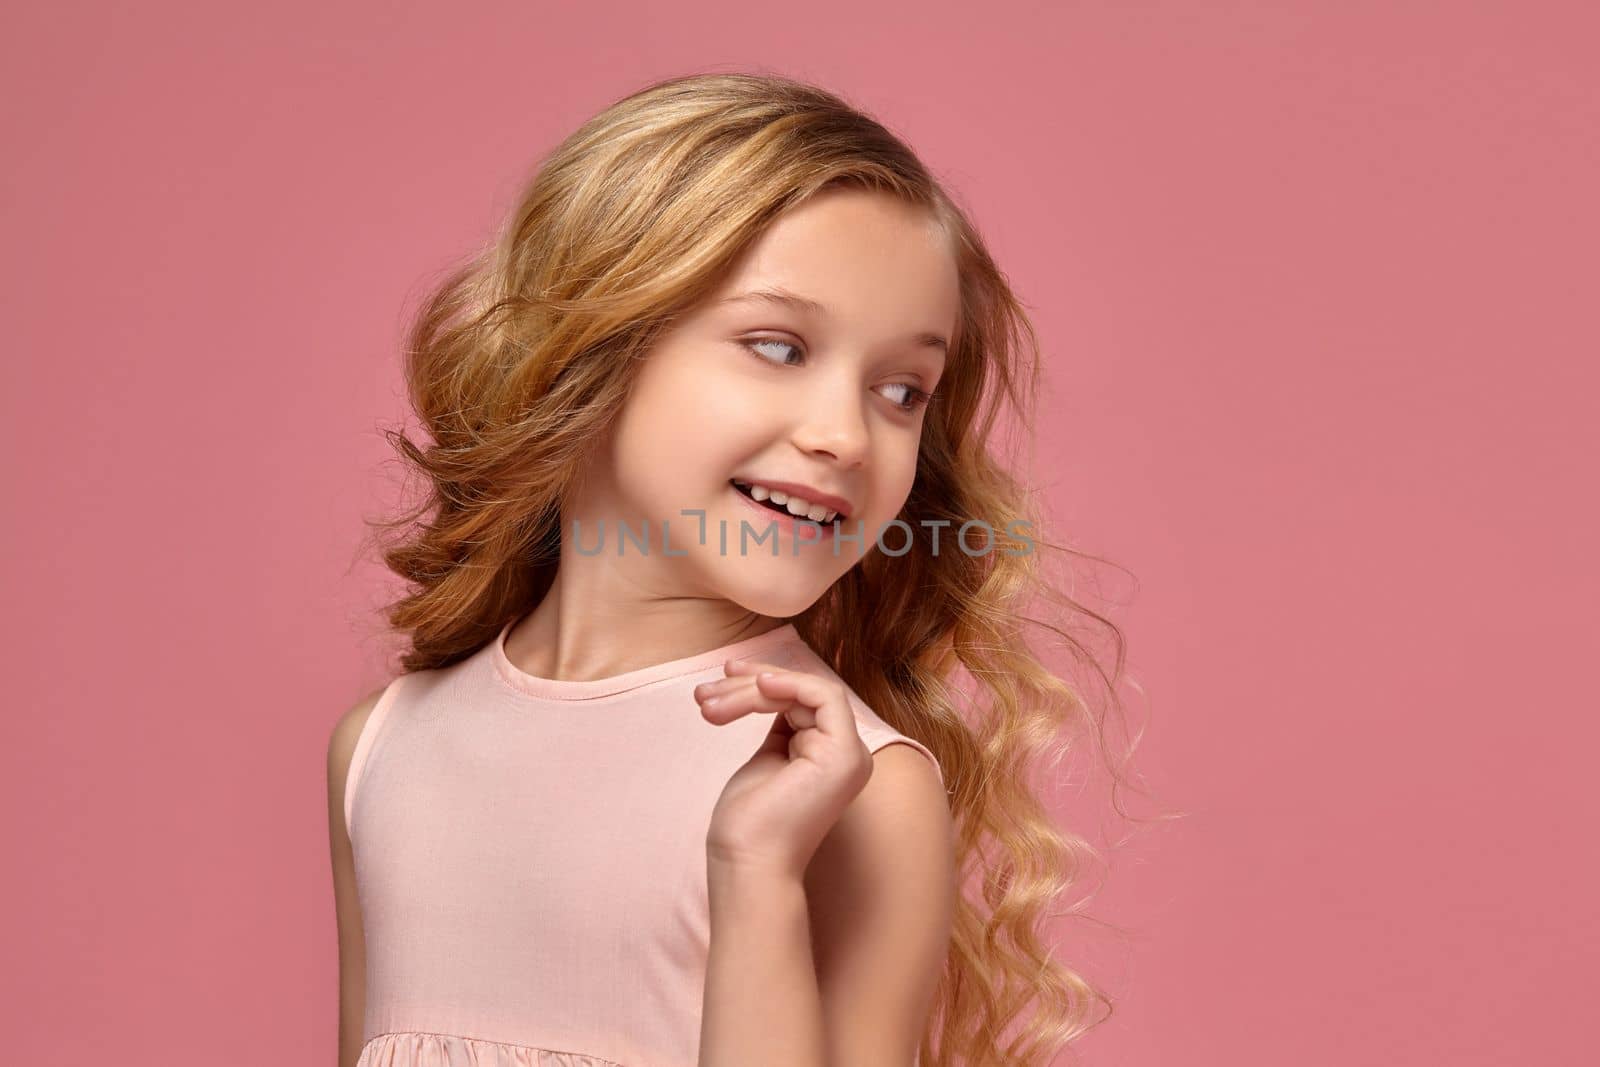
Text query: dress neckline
491 615 804 701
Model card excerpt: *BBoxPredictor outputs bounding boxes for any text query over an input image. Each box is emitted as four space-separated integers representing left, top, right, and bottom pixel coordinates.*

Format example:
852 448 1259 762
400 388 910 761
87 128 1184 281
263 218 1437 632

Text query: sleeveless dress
344 617 943 1067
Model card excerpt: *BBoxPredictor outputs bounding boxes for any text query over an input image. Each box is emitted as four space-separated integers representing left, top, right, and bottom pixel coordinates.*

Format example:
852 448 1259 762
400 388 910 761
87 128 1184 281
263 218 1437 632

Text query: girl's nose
791 381 871 468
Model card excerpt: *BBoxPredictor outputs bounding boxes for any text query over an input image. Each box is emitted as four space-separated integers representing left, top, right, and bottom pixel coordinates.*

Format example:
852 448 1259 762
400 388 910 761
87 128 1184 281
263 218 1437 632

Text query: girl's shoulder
328 674 411 842
780 641 944 789
327 685 389 813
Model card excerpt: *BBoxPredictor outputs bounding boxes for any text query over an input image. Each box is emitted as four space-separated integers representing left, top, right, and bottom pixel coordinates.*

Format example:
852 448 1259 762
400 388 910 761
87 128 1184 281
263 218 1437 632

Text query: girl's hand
694 658 874 882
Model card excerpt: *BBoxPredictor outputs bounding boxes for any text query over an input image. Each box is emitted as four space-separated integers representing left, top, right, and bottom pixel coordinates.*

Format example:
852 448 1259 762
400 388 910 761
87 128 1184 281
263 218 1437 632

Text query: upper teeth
733 480 842 523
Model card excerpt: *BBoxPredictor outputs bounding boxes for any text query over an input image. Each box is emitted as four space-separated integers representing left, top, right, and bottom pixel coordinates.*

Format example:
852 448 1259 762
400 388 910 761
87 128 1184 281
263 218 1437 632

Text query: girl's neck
505 584 788 684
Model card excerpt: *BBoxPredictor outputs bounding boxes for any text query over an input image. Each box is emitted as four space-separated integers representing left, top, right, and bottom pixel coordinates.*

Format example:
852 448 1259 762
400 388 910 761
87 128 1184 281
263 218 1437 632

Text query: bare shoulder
806 734 955 897
328 685 387 1067
841 740 955 888
327 687 387 794
829 737 956 899
864 741 948 818
808 736 957 921
802 740 957 1057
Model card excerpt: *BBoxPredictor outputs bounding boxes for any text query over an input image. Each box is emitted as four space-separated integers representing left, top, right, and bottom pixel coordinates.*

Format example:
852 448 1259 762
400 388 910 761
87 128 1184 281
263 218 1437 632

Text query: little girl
329 72 1137 1067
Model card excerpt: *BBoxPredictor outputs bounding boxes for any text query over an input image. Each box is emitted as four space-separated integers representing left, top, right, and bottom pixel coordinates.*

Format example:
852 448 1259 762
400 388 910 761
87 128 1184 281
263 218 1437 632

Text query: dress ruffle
356 1031 628 1067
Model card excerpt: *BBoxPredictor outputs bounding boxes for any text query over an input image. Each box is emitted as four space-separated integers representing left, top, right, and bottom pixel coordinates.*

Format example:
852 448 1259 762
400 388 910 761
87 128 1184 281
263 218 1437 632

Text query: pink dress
344 617 943 1066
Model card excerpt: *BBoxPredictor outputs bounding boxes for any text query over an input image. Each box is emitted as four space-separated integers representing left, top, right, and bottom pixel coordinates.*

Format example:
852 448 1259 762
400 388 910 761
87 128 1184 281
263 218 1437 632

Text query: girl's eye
879 381 936 413
742 337 804 366
740 337 937 415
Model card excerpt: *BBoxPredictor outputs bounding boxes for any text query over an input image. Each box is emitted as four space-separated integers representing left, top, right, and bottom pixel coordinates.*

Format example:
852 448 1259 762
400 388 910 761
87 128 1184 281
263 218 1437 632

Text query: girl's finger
788 727 826 763
721 656 792 677
697 676 796 724
784 703 817 731
750 670 854 740
693 674 753 700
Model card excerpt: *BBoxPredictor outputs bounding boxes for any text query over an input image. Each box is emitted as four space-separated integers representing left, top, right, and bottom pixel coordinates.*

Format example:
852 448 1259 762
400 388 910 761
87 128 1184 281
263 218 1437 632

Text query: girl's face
581 185 960 618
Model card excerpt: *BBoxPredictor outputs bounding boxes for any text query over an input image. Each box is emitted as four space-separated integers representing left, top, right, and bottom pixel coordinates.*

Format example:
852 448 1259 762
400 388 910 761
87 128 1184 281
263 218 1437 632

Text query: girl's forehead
703 196 959 344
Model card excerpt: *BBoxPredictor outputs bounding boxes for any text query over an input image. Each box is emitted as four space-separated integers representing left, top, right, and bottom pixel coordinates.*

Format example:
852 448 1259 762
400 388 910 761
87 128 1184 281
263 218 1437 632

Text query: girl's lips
729 482 834 542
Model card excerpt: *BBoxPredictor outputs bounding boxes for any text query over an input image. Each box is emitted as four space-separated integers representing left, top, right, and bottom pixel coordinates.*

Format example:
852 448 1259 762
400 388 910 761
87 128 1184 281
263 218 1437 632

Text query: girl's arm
701 859 826 1065
699 743 957 1066
327 690 384 1067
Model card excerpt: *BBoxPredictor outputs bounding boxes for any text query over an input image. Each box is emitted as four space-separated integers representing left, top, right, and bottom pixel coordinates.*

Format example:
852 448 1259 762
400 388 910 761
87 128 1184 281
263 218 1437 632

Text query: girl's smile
727 477 839 544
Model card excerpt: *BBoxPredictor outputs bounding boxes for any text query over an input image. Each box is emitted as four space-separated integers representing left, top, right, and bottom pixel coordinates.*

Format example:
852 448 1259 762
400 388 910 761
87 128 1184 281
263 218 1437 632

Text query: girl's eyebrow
717 286 950 358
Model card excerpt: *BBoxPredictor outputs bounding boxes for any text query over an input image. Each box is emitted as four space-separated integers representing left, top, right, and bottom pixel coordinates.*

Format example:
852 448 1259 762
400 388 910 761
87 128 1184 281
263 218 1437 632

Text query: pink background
4 2 1595 1063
